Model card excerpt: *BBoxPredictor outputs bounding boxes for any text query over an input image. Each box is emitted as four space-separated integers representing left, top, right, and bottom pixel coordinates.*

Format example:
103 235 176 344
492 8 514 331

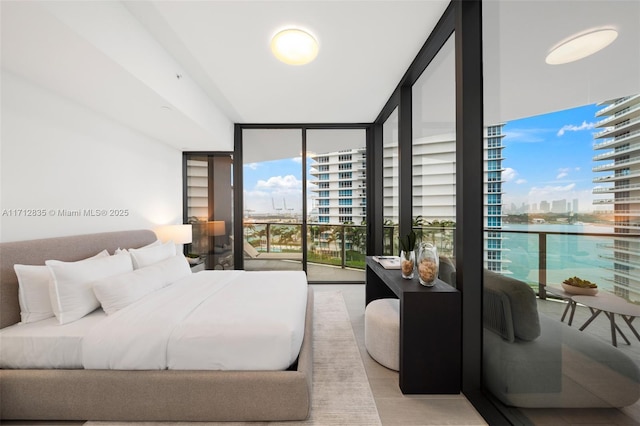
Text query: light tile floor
312 284 488 426
315 284 640 426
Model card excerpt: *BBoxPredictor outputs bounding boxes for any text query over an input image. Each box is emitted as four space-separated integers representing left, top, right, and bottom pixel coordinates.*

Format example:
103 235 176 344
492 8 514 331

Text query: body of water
500 223 615 292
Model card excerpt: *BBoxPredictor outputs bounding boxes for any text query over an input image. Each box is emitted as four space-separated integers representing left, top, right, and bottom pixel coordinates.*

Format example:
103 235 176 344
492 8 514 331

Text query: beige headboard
0 229 157 329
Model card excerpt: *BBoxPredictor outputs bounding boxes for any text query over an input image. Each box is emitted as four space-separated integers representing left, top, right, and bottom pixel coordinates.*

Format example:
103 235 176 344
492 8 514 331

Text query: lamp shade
207 221 226 237
154 224 193 245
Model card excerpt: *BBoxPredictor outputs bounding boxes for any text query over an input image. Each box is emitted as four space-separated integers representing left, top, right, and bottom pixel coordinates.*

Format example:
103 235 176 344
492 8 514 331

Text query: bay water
500 223 616 292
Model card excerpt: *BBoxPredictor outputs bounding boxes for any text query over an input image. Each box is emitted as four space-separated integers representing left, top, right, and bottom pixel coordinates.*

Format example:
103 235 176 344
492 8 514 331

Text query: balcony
593 196 640 204
593 182 640 193
593 129 640 150
593 169 640 182
240 223 637 296
592 155 640 172
596 95 636 116
596 103 640 127
592 143 640 161
594 116 640 139
240 222 457 280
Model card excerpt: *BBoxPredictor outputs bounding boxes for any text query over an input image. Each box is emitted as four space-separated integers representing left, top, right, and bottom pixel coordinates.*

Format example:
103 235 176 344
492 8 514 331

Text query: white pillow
14 250 109 324
114 239 161 255
47 252 133 324
93 253 191 315
129 240 176 269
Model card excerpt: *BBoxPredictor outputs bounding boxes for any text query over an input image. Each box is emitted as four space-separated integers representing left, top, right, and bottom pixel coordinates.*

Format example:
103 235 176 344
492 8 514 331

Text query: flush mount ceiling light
271 28 319 65
545 28 618 65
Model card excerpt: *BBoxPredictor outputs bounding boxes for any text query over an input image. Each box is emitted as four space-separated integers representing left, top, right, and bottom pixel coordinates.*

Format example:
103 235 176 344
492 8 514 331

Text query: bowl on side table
561 282 598 296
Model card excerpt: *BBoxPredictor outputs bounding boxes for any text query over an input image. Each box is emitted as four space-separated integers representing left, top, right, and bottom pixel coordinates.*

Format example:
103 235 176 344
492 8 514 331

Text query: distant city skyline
502 103 602 213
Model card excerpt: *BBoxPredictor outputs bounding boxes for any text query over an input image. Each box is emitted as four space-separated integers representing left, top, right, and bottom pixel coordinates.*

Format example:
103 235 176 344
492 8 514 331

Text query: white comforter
82 270 308 371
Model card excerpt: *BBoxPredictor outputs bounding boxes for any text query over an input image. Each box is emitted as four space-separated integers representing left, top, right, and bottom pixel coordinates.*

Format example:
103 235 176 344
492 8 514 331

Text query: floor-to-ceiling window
235 125 368 282
306 129 367 282
482 1 640 423
241 128 304 272
411 35 456 261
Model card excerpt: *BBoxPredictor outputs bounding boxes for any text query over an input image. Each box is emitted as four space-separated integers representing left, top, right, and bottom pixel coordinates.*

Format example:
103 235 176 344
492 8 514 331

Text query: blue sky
243 158 305 214
502 103 601 212
243 102 604 215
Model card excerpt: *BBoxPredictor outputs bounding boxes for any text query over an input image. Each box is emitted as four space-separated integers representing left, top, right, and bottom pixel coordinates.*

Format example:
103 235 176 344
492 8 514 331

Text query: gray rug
86 290 381 426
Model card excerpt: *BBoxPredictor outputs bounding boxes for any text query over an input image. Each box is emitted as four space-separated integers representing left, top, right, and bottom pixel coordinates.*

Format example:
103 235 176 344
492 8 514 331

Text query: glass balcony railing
242 222 456 272
241 222 636 300
489 228 640 302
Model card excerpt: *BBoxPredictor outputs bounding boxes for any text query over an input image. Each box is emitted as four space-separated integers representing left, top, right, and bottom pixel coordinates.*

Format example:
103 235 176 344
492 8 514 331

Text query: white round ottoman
365 298 399 371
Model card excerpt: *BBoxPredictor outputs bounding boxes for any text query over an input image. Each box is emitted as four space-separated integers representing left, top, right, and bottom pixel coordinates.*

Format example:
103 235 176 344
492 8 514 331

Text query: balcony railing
488 228 639 301
595 95 636 116
592 155 640 171
594 129 640 149
594 116 640 138
592 144 639 161
242 222 456 271
241 221 636 298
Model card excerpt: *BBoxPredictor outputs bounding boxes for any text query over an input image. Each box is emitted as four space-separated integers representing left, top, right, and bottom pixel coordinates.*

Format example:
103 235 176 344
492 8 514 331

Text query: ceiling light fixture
271 28 319 66
545 28 618 65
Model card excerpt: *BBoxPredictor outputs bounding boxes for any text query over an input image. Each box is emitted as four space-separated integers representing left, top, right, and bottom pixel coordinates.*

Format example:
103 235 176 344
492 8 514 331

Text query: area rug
86 290 381 426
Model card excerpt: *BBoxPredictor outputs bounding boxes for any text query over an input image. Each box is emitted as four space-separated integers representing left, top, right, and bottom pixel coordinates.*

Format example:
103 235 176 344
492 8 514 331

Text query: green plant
398 230 417 256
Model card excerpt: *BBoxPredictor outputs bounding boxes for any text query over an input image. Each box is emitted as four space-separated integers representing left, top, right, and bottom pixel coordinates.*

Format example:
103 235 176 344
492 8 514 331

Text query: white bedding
1 270 308 371
0 310 106 369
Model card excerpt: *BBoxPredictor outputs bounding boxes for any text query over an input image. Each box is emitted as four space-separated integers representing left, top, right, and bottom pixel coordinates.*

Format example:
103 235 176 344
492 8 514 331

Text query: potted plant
185 253 203 265
399 231 416 279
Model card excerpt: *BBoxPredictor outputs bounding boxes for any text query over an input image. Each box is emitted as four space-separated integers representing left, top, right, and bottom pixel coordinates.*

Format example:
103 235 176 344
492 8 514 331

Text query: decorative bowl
561 282 598 296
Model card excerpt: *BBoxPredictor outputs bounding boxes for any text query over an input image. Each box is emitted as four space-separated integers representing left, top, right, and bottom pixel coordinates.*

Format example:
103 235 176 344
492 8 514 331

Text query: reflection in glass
482 1 640 421
411 35 456 259
383 107 399 255
184 154 234 270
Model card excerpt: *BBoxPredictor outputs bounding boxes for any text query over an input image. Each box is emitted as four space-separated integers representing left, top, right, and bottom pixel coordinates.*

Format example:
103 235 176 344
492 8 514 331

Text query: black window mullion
398 85 413 240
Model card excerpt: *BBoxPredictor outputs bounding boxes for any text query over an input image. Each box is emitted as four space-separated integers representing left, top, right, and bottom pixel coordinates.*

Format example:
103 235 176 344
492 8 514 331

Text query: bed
0 229 313 422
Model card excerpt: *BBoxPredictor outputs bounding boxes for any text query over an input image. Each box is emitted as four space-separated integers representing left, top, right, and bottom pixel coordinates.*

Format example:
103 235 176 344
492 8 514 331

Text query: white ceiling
1 1 639 152
0 0 449 151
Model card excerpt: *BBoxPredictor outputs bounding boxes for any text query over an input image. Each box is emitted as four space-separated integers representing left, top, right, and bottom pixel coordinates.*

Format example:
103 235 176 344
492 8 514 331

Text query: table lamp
154 224 193 246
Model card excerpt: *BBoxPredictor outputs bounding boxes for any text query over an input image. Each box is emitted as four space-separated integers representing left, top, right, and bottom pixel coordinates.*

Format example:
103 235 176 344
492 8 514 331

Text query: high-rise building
485 124 507 273
540 200 550 212
592 94 640 300
309 148 367 224
410 133 457 221
310 125 507 273
551 199 567 213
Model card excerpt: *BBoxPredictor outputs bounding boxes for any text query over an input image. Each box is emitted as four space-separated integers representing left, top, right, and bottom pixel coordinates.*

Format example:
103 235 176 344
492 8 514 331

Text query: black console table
365 256 461 394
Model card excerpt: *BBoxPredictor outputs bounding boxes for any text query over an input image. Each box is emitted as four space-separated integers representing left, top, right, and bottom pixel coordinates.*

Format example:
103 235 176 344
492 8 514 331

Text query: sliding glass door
238 126 367 281
306 129 367 282
242 129 303 272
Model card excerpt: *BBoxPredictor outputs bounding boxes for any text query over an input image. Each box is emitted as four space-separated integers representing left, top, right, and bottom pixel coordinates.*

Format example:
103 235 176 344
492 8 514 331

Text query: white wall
0 71 183 242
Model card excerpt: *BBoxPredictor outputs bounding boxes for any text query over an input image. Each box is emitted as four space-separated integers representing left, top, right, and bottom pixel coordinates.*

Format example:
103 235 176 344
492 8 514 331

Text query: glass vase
400 250 415 279
417 242 439 286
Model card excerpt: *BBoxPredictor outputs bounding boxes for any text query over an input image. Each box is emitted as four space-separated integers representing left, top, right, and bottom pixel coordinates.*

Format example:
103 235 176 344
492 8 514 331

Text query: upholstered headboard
0 229 157 329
